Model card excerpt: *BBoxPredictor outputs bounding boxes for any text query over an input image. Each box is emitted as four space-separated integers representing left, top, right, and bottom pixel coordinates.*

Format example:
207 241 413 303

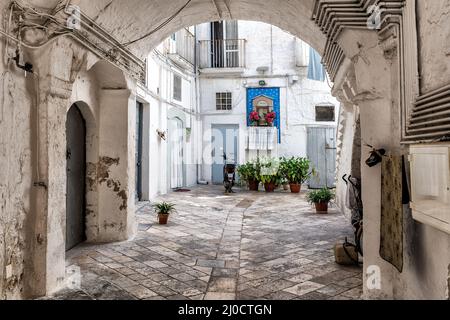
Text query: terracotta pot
283 184 290 191
248 180 260 191
158 214 169 225
315 202 329 213
290 183 302 194
264 182 277 193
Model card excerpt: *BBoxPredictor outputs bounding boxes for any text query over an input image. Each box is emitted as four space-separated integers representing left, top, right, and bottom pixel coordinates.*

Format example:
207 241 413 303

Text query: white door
169 118 184 189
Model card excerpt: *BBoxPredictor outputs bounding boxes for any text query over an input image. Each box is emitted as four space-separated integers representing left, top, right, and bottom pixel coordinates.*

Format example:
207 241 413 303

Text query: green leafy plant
237 161 260 182
152 202 176 215
259 157 283 185
306 188 335 204
280 157 316 184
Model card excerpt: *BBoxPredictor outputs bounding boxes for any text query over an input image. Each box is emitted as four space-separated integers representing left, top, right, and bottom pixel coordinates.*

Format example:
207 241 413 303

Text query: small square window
216 92 232 110
173 74 182 102
315 105 335 122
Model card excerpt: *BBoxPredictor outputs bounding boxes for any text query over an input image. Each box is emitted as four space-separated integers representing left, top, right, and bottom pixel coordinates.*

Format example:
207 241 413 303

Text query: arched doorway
66 104 87 251
169 117 185 189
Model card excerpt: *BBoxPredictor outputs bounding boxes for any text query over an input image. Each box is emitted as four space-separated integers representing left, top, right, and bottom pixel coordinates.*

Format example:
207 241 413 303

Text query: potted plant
237 160 260 191
152 202 176 225
281 157 315 194
259 157 282 192
306 188 335 213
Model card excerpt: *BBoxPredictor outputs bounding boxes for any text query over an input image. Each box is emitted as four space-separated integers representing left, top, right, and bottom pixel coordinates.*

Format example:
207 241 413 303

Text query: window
173 74 182 102
210 21 240 68
315 105 335 122
410 145 450 234
216 92 232 110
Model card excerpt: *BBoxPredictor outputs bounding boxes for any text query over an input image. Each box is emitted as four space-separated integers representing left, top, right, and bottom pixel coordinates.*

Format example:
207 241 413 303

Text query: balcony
166 28 196 69
199 39 246 75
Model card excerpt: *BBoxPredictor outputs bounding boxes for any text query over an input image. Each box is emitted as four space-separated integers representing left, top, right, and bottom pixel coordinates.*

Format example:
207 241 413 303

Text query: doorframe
66 103 88 251
167 108 188 190
136 101 144 201
307 126 337 189
211 124 240 185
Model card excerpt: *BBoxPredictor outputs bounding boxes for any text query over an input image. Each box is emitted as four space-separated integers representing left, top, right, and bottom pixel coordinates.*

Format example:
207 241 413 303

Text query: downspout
414 0 422 95
194 26 206 185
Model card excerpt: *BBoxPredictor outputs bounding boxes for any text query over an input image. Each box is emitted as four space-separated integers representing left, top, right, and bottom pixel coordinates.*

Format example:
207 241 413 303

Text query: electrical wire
121 0 193 47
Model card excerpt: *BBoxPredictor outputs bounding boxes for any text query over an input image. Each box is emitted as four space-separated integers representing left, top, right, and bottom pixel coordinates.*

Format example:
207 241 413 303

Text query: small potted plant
237 160 260 191
306 188 335 213
281 157 315 194
152 202 176 225
259 157 282 192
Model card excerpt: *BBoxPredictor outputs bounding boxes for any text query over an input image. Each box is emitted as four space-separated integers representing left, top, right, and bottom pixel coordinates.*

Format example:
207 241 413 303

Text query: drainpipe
194 26 206 185
414 0 422 95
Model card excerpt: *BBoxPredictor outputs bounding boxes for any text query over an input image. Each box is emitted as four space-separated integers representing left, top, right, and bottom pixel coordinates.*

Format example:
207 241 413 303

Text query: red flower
250 111 260 122
265 112 276 123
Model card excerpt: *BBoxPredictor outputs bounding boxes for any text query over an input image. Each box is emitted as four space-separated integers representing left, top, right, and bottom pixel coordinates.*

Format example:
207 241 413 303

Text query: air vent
405 84 450 142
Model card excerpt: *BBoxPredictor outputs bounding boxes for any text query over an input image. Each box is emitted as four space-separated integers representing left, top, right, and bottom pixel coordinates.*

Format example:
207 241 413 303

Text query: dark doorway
211 21 224 68
136 102 144 201
66 104 87 251
211 124 239 185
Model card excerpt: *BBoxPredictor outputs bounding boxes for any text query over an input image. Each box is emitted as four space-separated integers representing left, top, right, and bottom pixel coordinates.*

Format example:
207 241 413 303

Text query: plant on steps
306 188 335 213
152 202 176 225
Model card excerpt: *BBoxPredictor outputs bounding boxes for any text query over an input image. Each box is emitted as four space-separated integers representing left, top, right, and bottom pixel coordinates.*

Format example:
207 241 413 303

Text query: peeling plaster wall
417 0 450 93
0 36 33 301
70 67 101 241
335 105 357 219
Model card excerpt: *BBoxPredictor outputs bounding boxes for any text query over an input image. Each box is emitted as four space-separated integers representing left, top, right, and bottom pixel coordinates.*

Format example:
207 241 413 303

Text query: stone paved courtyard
51 186 362 300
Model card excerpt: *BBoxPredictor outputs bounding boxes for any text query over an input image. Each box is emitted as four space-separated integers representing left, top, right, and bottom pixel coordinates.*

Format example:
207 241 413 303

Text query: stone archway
2 0 420 300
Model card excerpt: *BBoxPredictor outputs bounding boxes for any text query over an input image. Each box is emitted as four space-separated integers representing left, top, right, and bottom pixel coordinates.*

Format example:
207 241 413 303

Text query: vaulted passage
66 104 87 251
1 0 450 301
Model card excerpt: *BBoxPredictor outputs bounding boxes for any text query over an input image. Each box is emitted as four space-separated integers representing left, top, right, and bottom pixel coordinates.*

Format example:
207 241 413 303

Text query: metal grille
216 92 232 110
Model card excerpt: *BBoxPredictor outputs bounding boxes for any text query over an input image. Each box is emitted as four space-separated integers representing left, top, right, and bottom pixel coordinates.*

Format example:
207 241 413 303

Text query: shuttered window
315 105 335 122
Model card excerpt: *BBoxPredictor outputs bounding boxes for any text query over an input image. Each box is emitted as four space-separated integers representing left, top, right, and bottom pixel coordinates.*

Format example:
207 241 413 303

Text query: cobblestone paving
49 186 362 300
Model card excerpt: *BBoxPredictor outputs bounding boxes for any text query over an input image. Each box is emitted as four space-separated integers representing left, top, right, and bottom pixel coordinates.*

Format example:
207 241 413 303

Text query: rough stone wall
0 36 33 300
417 0 450 93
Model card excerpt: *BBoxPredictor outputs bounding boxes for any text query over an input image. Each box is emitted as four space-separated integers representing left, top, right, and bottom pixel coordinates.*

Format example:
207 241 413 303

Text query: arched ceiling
24 0 325 58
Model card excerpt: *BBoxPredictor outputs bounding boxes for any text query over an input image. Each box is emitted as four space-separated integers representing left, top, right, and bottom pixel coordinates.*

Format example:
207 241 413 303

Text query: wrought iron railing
199 39 246 69
166 28 196 66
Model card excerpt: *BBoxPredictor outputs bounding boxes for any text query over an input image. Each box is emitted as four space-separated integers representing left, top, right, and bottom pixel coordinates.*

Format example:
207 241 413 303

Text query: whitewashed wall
138 45 199 200
197 21 340 182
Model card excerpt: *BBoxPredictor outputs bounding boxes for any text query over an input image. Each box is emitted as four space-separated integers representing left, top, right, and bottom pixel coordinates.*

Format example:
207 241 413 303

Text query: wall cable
121 0 193 46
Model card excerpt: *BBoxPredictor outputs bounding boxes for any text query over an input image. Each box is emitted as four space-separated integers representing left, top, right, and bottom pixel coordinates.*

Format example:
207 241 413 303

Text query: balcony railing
199 39 246 69
166 28 195 66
